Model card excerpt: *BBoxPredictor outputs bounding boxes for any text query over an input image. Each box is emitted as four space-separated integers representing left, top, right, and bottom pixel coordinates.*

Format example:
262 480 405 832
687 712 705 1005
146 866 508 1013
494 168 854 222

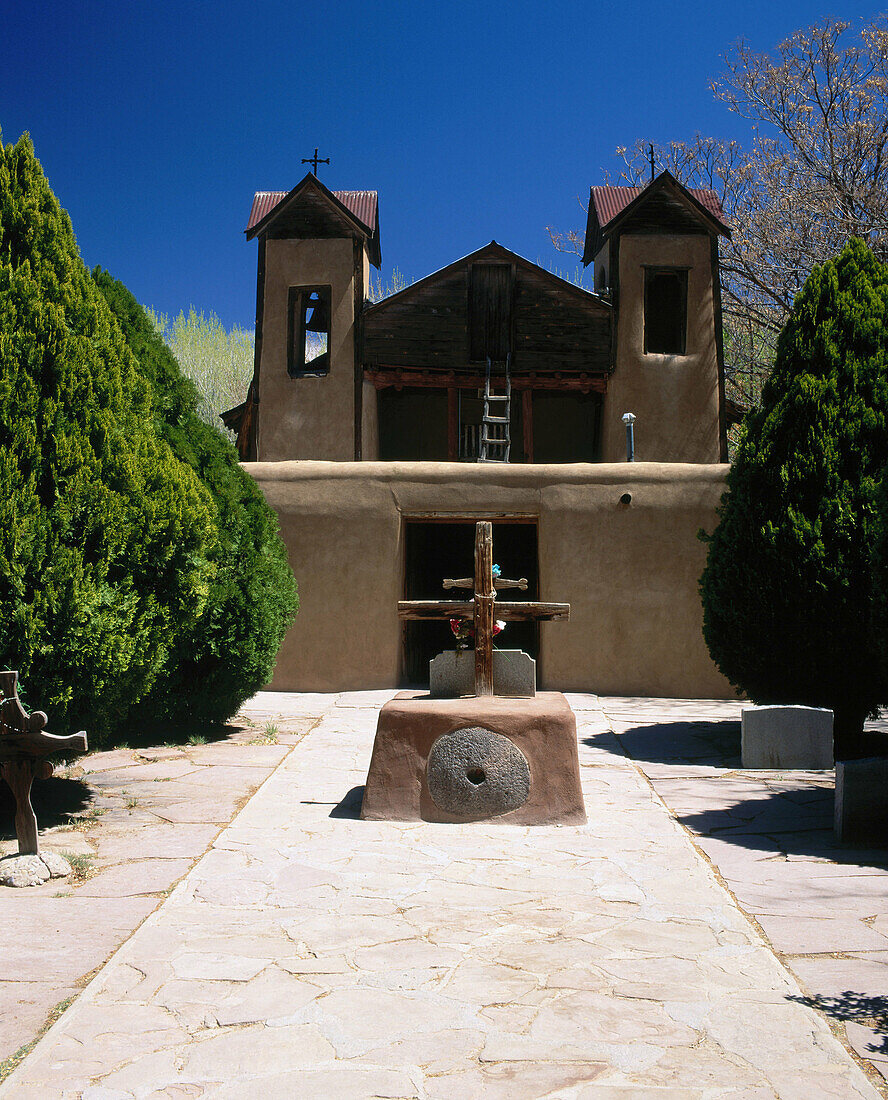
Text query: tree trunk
832 706 867 760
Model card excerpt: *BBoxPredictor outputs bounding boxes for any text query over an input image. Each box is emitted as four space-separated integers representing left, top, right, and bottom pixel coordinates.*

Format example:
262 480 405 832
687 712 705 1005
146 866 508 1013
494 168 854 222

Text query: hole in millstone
466 767 486 785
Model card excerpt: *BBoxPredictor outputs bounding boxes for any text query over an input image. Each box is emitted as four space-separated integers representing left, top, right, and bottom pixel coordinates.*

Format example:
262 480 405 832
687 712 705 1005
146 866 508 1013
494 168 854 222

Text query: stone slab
835 757 888 845
360 691 586 825
741 705 834 769
429 649 535 698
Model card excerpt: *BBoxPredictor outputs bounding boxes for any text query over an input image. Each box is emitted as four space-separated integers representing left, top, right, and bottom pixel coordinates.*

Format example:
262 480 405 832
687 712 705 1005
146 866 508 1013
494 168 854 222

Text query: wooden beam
365 368 607 394
712 233 728 462
474 521 495 696
353 238 363 461
447 387 458 460
397 601 570 622
403 512 539 522
522 389 534 463
248 234 266 460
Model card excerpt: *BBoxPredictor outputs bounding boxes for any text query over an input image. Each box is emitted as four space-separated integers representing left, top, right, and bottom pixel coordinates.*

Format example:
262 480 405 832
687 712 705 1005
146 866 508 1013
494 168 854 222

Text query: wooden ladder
480 354 511 463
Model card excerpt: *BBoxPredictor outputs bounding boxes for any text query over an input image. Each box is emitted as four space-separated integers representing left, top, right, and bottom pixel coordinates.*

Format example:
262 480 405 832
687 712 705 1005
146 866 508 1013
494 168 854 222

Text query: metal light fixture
621 412 636 462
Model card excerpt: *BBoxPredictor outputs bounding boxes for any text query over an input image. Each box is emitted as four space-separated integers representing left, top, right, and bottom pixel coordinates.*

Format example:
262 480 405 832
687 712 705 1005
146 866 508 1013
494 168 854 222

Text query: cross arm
0 725 88 763
398 600 569 622
495 602 570 621
399 600 474 621
442 578 528 591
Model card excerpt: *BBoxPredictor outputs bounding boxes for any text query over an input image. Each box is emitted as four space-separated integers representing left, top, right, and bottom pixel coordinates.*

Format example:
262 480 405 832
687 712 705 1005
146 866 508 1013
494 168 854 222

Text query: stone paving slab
602 696 888 1092
0 711 311 1069
1 693 880 1098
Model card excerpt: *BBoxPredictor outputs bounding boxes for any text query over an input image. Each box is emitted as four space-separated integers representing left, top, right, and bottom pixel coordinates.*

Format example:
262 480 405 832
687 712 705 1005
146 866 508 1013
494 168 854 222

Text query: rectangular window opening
288 285 331 377
644 268 687 355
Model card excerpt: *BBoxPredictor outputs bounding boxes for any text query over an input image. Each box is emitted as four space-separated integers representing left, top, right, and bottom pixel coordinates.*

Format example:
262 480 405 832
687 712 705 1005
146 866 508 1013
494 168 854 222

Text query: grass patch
65 807 108 832
61 852 96 884
186 734 207 746
248 722 279 745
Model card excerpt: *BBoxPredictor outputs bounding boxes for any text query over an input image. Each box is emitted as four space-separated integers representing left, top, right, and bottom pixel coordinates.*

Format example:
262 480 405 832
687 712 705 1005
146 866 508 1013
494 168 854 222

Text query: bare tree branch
549 16 888 423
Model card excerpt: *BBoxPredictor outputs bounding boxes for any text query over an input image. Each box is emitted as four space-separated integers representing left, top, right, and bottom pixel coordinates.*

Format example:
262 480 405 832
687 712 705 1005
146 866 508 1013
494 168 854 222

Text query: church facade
229 171 736 698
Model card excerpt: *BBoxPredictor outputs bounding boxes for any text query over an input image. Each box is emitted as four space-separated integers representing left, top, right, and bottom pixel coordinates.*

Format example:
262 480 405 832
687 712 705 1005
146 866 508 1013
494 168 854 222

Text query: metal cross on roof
302 148 330 176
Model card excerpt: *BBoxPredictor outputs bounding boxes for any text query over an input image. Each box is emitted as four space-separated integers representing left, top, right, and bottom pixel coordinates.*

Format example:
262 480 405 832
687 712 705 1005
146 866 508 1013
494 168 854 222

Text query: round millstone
426 726 531 819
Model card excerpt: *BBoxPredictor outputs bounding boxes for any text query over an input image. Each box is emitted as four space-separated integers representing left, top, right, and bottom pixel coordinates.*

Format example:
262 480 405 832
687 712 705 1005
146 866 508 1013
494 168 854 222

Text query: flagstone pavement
1 691 887 1098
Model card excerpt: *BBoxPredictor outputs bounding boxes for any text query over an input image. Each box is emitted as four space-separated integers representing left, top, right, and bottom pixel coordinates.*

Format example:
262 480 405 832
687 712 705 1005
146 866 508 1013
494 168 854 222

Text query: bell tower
584 171 730 463
244 174 380 461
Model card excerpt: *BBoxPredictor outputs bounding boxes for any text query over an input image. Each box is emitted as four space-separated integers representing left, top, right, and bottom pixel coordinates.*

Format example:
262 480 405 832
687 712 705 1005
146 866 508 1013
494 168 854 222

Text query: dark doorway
402 520 539 685
378 388 448 460
533 392 602 462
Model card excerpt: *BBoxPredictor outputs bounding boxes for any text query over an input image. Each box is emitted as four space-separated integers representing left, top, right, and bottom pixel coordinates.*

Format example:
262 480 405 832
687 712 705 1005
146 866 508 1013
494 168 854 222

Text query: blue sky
3 1 882 329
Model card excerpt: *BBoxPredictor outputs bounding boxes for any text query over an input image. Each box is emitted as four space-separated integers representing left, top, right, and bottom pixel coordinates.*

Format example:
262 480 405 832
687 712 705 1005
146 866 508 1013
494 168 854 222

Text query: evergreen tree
93 271 298 726
700 238 888 758
0 133 217 743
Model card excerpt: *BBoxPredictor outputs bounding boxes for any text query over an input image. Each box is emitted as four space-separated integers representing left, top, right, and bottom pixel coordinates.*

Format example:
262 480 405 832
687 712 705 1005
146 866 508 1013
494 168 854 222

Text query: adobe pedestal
360 691 586 825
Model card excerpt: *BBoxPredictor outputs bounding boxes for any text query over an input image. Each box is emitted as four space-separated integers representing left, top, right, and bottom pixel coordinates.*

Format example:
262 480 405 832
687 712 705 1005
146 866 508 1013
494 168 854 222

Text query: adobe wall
600 234 721 464
250 461 735 699
259 237 357 462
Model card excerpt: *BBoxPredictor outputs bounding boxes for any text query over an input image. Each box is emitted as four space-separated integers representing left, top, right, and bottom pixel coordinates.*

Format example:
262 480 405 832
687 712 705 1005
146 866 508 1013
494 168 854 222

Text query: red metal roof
591 184 725 228
246 189 378 233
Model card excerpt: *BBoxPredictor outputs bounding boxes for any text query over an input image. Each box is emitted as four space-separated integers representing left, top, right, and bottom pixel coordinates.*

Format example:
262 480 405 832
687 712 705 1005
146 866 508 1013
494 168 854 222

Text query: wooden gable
264 188 363 241
362 242 611 375
618 188 711 236
245 174 381 265
583 172 729 263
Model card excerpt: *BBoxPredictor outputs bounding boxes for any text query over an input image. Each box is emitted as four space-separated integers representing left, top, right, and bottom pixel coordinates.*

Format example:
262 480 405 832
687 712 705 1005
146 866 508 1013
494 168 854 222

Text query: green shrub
93 271 298 726
700 239 888 758
0 133 218 743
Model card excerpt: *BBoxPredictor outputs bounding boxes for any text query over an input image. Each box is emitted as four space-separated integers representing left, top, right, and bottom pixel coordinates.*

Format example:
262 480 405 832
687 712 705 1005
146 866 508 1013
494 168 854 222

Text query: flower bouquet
449 618 506 650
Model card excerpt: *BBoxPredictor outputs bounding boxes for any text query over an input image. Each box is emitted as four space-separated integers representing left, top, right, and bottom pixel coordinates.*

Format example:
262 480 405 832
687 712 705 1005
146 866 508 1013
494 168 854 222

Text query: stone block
741 705 833 769
361 691 585 825
429 649 536 698
834 757 888 845
0 852 70 888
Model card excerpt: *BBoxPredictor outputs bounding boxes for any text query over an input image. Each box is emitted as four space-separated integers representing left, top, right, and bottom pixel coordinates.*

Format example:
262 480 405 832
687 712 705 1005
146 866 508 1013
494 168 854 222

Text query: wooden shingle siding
267 190 360 241
618 191 710 237
363 243 611 374
364 265 468 367
513 265 611 374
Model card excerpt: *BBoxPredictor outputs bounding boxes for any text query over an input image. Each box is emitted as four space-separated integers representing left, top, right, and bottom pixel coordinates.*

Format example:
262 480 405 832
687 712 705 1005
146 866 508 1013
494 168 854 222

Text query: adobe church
227 170 737 698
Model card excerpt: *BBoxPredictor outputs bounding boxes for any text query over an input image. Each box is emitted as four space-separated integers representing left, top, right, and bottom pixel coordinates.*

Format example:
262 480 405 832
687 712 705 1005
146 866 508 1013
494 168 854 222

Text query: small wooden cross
0 672 87 855
302 147 330 176
398 521 569 697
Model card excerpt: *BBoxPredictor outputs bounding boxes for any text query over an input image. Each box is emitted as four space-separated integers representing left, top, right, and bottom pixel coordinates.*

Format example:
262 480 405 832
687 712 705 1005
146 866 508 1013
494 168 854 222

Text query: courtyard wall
249 461 734 699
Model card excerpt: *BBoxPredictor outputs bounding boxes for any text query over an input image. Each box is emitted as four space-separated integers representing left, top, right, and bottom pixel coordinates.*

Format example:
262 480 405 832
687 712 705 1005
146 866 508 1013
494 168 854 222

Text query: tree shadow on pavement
585 720 888 867
676 789 888 866
0 775 92 841
788 990 888 1058
583 720 741 768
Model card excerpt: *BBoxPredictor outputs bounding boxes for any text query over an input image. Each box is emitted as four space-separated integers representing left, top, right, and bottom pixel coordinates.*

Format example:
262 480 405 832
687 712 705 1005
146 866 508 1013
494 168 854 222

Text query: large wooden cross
0 671 87 855
398 521 569 696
